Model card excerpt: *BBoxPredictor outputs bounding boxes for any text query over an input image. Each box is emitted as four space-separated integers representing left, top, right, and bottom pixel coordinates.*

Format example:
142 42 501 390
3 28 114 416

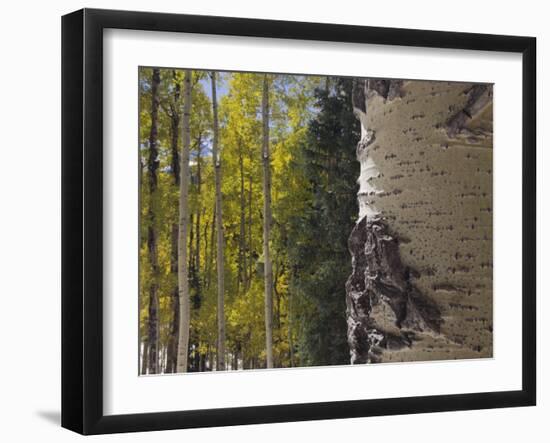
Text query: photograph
0 0 542 439
138 68 493 375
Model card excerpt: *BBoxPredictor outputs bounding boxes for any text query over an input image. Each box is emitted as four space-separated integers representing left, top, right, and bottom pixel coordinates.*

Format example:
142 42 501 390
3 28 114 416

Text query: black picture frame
61 8 536 435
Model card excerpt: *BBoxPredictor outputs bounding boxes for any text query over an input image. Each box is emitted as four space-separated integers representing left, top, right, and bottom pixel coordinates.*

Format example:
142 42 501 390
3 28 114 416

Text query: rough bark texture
176 70 192 373
262 75 274 369
212 72 226 371
346 79 493 364
146 68 161 374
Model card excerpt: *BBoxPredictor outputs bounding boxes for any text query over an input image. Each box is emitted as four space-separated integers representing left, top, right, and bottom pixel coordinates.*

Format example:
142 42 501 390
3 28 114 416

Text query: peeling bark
346 216 441 363
446 85 493 138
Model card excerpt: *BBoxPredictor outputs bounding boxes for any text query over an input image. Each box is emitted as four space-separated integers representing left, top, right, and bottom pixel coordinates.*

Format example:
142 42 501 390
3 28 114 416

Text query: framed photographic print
61 8 536 435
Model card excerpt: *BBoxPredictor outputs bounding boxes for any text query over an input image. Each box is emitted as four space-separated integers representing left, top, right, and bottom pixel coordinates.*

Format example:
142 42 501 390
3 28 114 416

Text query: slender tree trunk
166 223 179 373
170 70 181 184
176 70 192 373
166 72 181 374
160 345 166 374
141 339 149 375
203 216 210 289
211 72 226 371
146 68 161 374
233 347 238 370
189 212 195 281
247 173 253 290
274 259 281 331
208 347 214 371
261 74 274 369
207 208 215 290
195 137 202 296
288 289 294 367
189 136 203 365
238 146 246 295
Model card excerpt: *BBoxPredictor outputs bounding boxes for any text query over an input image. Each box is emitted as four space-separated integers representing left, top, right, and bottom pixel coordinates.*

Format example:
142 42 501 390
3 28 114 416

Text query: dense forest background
139 68 359 374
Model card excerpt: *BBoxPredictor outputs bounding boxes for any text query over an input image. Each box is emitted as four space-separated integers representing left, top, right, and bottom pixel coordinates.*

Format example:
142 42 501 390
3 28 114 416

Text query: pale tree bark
247 173 253 290
288 289 294 367
195 135 202 298
212 72 226 371
203 213 211 289
166 223 179 373
176 70 192 373
189 213 195 280
346 79 493 364
261 74 274 369
141 339 149 375
207 208 215 290
146 68 161 374
238 146 246 295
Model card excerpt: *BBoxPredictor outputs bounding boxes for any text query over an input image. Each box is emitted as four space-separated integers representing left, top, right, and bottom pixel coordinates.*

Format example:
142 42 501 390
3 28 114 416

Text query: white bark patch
355 98 382 220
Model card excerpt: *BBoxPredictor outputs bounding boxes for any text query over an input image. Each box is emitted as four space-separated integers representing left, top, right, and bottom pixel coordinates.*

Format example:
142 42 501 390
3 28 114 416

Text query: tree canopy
139 69 359 373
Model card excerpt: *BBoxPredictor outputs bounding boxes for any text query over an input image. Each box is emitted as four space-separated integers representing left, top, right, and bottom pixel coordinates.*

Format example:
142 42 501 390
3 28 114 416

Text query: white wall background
0 0 545 441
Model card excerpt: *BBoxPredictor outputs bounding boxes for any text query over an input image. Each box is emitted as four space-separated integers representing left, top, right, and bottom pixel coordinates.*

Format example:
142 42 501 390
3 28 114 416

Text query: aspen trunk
262 74 274 369
189 213 195 280
212 72 226 371
207 208 216 290
288 289 294 367
170 70 181 184
166 223 179 373
141 339 149 375
176 70 192 373
195 137 202 297
208 348 214 371
160 346 166 374
146 68 161 374
203 215 210 289
247 173 253 290
238 147 246 295
166 72 181 374
346 79 493 363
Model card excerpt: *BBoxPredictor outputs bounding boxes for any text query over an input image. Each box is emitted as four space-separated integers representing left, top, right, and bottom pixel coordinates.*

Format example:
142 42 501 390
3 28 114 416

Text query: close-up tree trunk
346 79 493 363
